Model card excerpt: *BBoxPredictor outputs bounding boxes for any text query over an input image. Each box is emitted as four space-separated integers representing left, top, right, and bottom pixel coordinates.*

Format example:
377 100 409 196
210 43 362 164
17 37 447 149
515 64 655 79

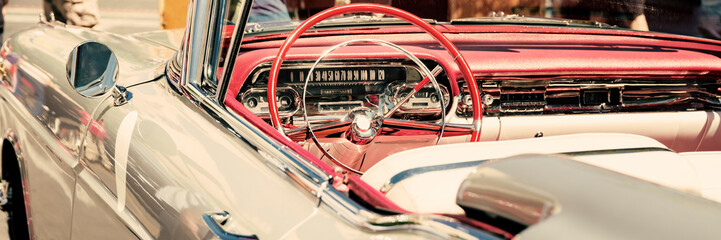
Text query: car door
0 35 91 239
69 80 211 240
70 99 143 240
68 72 327 239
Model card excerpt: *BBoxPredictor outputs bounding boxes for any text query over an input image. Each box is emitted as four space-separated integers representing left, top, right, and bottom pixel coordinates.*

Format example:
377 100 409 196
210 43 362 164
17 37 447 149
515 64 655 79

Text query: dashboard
226 28 721 134
236 59 452 125
235 58 721 128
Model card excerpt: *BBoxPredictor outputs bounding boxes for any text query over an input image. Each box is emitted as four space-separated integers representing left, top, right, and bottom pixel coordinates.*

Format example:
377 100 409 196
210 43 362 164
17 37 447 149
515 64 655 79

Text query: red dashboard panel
226 25 721 110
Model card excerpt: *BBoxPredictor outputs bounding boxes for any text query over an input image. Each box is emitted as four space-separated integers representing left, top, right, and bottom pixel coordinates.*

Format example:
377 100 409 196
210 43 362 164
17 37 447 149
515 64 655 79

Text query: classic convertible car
1 0 721 239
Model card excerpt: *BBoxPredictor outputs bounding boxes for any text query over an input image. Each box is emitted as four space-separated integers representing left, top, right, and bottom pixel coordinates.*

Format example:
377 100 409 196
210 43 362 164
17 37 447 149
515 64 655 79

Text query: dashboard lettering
321 89 353 95
360 70 368 81
275 67 405 84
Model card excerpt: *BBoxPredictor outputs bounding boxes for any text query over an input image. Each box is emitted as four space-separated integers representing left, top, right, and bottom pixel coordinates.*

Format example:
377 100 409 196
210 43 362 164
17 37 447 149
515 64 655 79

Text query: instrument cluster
236 60 451 122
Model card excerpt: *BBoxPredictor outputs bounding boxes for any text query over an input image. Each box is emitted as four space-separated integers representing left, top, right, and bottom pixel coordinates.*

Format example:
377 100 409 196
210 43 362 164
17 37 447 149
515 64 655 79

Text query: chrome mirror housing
66 41 119 97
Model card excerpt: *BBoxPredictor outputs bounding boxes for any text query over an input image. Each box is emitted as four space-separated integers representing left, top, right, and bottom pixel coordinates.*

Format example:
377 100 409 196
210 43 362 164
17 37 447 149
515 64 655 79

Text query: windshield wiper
245 21 298 34
315 15 436 27
451 15 618 29
245 15 437 35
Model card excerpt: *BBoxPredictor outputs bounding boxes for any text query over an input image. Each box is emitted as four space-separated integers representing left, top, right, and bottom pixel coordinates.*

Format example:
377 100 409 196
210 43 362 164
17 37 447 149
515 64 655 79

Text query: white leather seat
361 133 714 214
679 152 721 202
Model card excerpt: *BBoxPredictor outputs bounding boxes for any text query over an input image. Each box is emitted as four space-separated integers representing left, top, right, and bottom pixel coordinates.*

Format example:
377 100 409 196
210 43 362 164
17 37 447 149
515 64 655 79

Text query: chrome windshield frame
175 0 229 95
175 0 213 92
217 0 253 103
176 0 335 200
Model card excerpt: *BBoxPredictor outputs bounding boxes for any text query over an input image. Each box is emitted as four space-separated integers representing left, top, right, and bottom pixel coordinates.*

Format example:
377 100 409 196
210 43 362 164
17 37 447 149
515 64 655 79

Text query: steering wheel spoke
379 118 472 137
285 120 351 141
384 65 444 118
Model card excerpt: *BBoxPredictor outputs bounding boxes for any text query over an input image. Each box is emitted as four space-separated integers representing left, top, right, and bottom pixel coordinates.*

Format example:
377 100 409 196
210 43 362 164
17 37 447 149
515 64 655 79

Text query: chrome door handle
202 212 258 240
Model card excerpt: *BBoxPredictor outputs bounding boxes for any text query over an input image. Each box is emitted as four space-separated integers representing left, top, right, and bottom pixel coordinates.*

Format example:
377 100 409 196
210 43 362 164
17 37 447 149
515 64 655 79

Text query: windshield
241 0 721 40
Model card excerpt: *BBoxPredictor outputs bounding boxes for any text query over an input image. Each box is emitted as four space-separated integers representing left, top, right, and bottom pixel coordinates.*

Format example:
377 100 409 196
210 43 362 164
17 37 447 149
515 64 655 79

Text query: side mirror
66 41 119 97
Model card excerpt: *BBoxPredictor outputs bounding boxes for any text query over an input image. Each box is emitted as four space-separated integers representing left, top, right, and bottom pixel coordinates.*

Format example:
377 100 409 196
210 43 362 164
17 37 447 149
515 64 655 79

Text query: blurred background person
558 0 648 30
248 0 290 22
1 0 7 42
43 0 99 27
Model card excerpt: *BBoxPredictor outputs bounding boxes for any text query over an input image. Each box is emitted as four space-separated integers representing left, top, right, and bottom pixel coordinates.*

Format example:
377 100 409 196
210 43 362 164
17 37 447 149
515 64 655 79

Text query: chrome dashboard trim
245 59 425 87
238 87 301 117
292 115 344 124
469 77 721 116
387 82 450 115
317 101 364 113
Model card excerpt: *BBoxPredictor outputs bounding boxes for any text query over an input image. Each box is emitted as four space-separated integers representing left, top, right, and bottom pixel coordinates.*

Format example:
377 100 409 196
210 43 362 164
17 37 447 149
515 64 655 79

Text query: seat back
361 133 702 214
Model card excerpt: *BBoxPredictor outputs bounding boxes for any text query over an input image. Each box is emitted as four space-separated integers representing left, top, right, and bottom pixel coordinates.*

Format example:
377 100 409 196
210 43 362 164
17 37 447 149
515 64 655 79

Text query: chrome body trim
379 146 673 193
379 159 489 193
202 212 259 240
562 147 673 156
319 186 502 240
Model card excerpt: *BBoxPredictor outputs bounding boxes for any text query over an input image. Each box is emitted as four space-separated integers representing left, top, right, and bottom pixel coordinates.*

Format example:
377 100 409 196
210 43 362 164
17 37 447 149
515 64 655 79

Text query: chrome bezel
246 59 424 87
238 87 301 118
386 81 451 116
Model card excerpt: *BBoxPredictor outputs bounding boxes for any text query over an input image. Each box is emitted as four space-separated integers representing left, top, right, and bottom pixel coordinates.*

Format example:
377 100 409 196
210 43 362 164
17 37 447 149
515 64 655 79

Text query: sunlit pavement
0 211 5 240
1 1 160 239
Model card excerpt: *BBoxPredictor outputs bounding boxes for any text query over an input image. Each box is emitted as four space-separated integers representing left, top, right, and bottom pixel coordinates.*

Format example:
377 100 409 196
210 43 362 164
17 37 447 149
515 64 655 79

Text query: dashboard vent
460 77 721 117
500 89 545 112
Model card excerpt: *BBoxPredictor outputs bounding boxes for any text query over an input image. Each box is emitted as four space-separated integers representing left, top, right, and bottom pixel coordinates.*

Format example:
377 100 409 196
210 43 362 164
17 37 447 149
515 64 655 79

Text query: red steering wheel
267 3 484 142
